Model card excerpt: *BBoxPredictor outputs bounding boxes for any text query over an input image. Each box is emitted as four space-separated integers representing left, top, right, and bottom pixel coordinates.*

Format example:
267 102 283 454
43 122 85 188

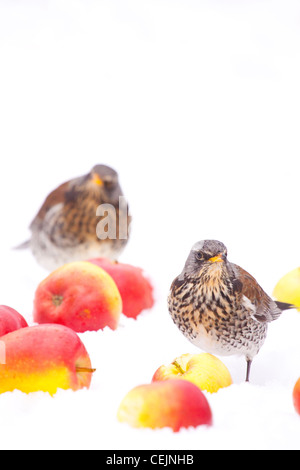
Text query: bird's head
180 240 228 279
89 165 119 189
79 164 123 203
67 164 123 205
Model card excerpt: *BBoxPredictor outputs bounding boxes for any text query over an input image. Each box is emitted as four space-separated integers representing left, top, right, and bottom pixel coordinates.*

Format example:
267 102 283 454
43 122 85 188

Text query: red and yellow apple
152 353 233 394
88 258 154 319
117 380 212 432
0 324 94 395
293 378 300 415
0 305 28 337
33 261 122 333
273 268 300 311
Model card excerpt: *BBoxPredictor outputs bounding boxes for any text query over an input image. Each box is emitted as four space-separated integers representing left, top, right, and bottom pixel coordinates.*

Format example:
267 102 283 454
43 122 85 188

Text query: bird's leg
246 359 252 382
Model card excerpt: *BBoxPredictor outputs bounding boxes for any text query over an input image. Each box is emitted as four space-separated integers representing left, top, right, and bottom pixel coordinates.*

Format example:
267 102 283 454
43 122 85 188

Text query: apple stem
76 366 96 373
173 360 185 375
52 295 64 307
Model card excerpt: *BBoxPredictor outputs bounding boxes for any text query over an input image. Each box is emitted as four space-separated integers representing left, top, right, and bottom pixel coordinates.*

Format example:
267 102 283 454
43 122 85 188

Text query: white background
0 0 300 450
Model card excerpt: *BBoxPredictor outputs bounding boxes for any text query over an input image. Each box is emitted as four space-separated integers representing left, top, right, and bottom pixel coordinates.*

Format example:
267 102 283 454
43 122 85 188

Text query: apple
33 261 122 333
0 324 95 395
273 268 300 311
293 378 300 415
152 353 232 394
88 258 154 319
117 380 212 432
0 306 28 337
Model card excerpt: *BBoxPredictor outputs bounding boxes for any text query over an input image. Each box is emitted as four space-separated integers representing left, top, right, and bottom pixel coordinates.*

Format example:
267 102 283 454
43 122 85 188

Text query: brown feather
232 264 284 323
30 181 70 229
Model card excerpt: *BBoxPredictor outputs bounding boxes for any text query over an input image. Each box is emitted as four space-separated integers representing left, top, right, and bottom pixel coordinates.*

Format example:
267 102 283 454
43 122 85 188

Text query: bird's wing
231 264 286 323
30 181 70 229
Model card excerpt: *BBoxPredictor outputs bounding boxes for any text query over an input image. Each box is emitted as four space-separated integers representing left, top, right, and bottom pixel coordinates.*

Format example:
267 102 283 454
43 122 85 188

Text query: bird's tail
13 240 30 250
275 301 295 311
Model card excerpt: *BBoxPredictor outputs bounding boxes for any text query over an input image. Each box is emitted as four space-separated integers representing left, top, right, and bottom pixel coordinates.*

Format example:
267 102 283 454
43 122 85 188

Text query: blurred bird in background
17 165 131 271
168 240 294 382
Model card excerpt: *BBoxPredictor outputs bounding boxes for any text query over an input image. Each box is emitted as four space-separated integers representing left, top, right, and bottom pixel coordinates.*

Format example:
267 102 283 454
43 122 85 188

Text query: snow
0 0 300 450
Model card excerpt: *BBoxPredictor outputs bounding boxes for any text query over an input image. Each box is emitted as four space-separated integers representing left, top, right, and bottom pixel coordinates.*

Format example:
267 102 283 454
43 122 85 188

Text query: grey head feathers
179 240 228 280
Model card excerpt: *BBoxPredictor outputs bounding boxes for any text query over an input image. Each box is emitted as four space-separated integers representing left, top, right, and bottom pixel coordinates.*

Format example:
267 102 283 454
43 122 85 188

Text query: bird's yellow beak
209 254 224 263
91 173 103 186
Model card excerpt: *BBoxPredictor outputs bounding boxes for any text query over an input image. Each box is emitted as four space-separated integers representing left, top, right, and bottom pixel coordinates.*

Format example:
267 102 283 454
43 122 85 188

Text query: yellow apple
273 268 300 311
152 353 232 393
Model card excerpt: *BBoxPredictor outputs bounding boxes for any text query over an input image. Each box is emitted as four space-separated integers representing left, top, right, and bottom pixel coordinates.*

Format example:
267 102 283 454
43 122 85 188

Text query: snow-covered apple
88 258 154 319
0 324 94 395
293 378 300 415
0 305 28 337
33 261 122 332
152 353 232 393
273 268 300 311
117 380 212 432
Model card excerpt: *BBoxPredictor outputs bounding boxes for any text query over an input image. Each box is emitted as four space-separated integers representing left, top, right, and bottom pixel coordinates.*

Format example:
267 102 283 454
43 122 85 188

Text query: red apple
0 305 28 337
0 324 95 395
88 258 154 319
293 378 300 415
33 261 122 333
152 353 233 394
117 380 213 432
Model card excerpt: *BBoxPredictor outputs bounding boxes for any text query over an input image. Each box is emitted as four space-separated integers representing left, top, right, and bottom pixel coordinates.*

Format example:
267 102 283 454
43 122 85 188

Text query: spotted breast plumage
168 240 293 381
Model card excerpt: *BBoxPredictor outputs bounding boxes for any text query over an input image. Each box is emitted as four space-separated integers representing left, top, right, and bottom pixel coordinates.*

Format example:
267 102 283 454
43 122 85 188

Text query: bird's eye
196 252 204 261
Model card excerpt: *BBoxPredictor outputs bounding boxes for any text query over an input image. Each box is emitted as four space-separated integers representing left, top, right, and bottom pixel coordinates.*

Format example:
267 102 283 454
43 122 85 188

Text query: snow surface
0 0 300 450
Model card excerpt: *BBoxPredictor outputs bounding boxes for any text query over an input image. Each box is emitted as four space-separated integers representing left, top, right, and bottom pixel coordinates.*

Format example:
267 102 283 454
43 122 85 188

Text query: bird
17 164 131 271
168 240 293 382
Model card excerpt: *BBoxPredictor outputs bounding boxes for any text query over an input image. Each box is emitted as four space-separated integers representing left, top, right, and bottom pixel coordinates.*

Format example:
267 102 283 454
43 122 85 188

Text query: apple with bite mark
293 378 300 415
117 380 212 432
0 324 95 395
152 353 232 393
88 258 154 319
33 261 122 333
0 306 28 337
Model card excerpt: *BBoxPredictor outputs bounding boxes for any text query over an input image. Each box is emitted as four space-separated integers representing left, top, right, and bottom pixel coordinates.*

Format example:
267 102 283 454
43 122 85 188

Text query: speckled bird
168 240 293 382
18 165 131 271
